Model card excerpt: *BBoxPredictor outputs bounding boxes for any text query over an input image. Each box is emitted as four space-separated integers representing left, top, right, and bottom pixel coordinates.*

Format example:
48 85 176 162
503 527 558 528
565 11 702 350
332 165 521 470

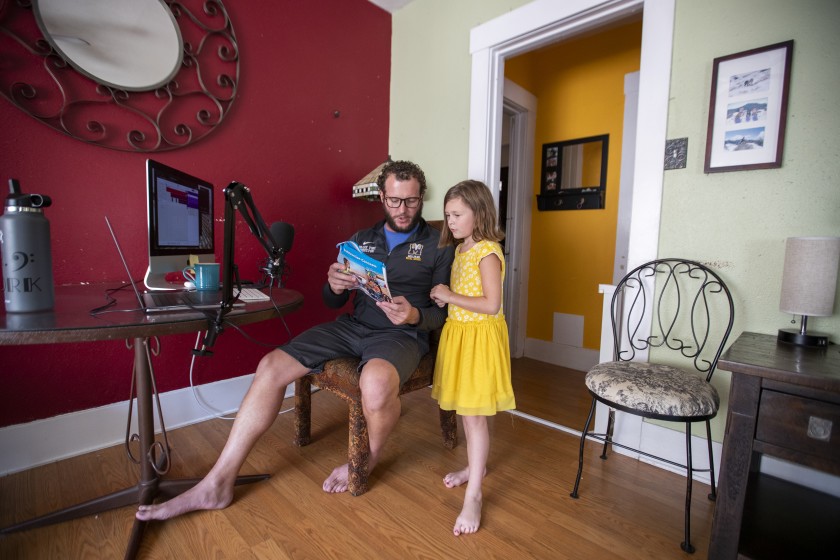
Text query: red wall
0 0 391 427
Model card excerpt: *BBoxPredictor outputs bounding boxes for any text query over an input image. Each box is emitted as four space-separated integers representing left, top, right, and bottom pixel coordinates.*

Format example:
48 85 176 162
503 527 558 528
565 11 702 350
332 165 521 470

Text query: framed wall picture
704 40 793 173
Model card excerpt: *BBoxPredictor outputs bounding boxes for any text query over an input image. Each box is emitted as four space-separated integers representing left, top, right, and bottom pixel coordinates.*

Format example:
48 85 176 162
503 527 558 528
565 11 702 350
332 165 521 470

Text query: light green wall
391 0 840 439
392 0 840 340
665 0 840 342
663 0 840 438
389 0 530 211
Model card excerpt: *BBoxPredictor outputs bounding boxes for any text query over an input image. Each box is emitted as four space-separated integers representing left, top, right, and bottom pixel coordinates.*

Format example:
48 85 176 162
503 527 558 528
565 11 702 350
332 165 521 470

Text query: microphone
262 221 294 285
270 221 295 253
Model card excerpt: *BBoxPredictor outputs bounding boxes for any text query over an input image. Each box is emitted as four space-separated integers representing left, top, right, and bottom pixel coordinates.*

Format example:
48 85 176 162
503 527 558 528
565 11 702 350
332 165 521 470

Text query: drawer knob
807 416 832 441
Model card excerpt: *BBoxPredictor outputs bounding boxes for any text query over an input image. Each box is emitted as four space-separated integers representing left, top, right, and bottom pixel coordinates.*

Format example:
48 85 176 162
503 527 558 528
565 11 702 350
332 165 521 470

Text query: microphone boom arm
225 181 287 286
224 181 281 263
195 181 284 357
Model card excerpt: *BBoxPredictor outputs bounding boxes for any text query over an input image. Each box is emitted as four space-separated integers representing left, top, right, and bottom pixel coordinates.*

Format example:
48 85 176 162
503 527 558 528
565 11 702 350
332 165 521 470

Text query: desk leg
1 337 270 560
709 372 761 559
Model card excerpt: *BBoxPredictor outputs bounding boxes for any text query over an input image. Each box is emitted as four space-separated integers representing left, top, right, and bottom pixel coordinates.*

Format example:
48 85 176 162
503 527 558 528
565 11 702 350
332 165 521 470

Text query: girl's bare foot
443 466 487 489
443 467 469 488
453 494 482 536
135 478 233 521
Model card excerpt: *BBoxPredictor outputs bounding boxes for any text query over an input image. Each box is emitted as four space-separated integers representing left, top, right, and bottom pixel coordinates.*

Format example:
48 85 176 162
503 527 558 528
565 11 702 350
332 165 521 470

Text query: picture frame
704 40 793 173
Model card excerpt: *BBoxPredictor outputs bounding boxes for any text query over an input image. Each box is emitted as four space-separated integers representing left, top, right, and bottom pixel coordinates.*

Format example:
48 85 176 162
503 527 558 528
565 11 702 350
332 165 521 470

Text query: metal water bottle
1 179 55 312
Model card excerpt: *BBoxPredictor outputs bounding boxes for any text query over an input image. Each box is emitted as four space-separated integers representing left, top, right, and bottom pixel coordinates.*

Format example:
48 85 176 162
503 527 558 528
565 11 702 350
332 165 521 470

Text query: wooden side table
709 332 840 559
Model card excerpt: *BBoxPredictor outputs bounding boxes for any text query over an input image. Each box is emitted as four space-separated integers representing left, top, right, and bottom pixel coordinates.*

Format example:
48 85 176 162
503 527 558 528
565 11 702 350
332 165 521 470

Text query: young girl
430 180 516 536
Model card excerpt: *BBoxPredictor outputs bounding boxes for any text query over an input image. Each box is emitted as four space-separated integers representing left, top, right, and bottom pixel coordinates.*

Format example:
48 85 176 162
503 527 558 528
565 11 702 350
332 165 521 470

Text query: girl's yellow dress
431 240 516 416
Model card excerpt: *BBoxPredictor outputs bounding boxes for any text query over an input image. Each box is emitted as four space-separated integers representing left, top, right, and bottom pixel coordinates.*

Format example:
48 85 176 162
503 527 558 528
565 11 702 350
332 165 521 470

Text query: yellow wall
505 21 642 349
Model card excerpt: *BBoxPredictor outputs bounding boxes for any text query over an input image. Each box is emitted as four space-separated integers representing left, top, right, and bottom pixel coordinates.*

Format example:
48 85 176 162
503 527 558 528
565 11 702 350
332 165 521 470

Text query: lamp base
777 328 830 347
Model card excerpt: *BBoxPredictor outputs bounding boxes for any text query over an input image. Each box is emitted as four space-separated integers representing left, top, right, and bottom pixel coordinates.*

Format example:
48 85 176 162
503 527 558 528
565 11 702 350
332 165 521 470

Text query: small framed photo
704 40 793 173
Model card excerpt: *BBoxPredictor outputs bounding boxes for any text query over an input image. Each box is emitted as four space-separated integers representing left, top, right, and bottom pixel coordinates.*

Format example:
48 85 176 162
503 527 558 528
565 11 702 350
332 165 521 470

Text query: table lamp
351 156 392 201
778 236 840 347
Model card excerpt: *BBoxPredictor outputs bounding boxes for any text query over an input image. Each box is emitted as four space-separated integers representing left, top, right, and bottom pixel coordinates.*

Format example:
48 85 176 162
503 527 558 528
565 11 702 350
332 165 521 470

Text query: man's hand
327 262 358 295
377 296 418 326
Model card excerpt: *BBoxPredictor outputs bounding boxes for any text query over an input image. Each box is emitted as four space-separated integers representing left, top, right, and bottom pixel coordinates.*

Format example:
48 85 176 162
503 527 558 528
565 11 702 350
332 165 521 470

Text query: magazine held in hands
336 241 392 302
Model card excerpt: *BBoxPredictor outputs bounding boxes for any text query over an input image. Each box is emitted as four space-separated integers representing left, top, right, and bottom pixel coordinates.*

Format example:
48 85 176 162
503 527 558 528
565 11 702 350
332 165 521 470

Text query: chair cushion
585 361 719 419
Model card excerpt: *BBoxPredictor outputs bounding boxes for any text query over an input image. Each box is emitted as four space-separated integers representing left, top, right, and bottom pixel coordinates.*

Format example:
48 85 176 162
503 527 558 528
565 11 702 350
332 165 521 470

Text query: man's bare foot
453 494 482 536
443 467 469 488
323 463 350 493
135 478 233 521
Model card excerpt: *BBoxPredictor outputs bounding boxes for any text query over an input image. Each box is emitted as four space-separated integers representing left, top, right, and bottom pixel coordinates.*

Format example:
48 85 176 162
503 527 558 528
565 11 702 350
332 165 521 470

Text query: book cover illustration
336 241 392 302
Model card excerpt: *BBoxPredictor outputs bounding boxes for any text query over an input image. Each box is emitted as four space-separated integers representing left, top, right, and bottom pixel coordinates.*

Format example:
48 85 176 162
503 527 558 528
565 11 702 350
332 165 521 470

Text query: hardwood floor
510 357 591 430
0 376 714 559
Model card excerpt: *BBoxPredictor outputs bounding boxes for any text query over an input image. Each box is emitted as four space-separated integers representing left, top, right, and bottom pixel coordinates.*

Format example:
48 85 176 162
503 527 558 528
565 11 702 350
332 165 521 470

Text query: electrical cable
186 302 302 421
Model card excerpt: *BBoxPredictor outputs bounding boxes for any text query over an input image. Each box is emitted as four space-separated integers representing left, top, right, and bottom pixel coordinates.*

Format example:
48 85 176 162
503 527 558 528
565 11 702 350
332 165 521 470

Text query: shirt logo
407 243 423 261
360 241 376 254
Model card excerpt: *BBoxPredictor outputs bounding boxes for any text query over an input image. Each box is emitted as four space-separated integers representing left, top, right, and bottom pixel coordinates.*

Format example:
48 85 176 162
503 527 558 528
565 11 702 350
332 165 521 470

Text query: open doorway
500 78 594 432
470 0 674 435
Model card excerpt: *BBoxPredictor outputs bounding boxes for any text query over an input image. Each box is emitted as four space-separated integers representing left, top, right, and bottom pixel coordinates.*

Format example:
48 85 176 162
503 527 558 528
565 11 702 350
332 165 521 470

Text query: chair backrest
610 259 734 381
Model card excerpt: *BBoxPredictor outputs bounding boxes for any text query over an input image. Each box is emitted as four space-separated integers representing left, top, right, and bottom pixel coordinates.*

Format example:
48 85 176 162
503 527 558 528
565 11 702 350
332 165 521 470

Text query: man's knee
359 359 400 410
256 348 308 385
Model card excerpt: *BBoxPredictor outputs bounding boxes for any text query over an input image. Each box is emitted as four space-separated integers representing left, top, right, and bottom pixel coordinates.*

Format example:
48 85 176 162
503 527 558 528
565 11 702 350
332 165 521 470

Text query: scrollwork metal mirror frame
0 0 239 152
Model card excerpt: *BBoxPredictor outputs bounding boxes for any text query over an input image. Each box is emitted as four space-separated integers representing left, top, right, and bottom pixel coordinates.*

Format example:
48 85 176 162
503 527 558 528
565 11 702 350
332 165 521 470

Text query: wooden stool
293 347 458 496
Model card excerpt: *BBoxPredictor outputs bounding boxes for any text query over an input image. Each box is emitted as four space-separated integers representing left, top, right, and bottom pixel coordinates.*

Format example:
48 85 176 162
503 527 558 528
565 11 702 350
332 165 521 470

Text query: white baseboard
0 374 296 476
607 412 840 496
524 337 599 371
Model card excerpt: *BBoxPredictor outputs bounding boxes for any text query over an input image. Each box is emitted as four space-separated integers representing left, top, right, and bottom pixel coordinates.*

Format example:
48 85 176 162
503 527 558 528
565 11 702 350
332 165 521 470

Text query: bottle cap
6 179 51 208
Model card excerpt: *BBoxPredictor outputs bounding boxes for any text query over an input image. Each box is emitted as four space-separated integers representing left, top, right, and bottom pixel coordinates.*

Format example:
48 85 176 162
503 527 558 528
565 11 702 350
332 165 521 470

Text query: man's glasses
383 196 421 208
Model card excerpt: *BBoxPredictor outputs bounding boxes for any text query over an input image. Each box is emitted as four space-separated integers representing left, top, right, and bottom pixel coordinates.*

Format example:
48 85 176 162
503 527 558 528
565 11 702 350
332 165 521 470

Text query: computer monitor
144 159 215 290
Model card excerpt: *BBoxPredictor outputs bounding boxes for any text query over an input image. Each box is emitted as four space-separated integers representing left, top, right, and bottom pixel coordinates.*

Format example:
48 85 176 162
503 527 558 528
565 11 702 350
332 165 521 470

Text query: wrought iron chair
570 259 734 553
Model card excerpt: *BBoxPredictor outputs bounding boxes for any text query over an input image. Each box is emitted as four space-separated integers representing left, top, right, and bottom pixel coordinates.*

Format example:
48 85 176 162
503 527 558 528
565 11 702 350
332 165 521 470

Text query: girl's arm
431 253 502 315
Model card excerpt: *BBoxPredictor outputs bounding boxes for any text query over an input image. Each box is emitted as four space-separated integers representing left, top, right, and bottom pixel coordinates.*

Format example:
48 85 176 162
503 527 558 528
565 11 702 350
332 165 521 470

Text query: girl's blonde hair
439 180 505 247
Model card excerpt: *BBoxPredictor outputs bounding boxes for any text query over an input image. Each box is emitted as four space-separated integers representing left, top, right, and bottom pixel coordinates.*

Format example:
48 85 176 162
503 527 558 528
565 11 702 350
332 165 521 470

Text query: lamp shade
779 236 840 317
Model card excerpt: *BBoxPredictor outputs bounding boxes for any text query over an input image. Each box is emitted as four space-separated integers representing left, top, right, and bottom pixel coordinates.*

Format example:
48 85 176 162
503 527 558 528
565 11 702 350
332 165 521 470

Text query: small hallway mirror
537 134 609 211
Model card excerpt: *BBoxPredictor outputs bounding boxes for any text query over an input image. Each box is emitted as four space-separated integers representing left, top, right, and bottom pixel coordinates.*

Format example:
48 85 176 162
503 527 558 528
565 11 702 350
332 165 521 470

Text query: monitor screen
147 159 213 256
144 159 214 290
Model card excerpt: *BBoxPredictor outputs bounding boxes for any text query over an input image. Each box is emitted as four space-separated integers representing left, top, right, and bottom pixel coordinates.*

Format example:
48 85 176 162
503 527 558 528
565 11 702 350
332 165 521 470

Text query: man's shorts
280 314 429 385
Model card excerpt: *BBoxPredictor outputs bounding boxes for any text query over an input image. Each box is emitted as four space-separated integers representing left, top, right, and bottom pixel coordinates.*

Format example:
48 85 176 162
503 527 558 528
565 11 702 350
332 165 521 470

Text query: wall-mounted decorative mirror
33 0 184 92
0 0 238 152
537 134 609 211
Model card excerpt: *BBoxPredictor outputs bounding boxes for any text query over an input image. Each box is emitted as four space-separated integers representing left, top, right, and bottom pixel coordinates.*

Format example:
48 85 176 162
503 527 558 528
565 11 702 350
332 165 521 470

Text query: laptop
105 216 243 314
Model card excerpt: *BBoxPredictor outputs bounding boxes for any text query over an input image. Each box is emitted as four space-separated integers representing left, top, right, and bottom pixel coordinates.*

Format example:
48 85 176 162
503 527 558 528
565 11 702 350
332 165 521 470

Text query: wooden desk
0 283 303 559
709 332 840 559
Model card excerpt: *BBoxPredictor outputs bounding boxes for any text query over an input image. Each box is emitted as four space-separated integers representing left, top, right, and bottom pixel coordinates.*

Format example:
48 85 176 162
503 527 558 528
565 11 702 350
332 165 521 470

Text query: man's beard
384 206 422 233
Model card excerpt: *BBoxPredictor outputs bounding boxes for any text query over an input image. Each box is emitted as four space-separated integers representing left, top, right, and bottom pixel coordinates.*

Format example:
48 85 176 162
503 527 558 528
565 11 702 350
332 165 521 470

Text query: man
137 160 453 520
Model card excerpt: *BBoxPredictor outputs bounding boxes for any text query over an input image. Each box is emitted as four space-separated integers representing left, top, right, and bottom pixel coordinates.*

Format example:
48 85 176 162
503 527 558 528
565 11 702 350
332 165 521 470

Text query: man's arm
376 243 454 330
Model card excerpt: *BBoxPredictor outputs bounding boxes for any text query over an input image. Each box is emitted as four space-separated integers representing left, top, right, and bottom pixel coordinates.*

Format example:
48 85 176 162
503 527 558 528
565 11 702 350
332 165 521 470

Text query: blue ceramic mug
183 263 220 291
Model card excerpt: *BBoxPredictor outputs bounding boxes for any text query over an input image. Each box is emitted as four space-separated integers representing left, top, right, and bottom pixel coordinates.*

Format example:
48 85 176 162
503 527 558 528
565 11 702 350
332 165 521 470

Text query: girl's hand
430 284 451 307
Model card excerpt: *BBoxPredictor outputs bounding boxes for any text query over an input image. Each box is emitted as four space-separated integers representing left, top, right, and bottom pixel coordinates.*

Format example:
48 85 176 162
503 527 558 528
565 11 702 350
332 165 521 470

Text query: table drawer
756 390 840 465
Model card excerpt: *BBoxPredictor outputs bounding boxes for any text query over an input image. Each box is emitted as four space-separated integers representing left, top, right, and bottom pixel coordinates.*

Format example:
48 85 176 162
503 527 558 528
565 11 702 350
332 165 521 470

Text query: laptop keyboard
149 288 268 307
149 292 186 306
149 292 220 306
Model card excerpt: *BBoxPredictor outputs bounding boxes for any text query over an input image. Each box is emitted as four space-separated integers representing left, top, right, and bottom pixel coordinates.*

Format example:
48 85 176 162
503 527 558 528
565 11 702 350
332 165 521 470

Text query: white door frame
468 0 672 271
614 71 640 283
467 0 674 450
501 79 536 358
